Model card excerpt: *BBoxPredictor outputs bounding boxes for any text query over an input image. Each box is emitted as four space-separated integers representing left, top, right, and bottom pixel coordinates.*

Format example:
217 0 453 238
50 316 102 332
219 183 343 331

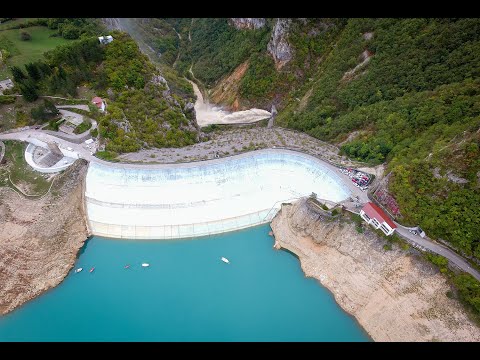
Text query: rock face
0 160 89 315
270 199 480 342
101 18 123 31
229 18 266 30
267 18 293 70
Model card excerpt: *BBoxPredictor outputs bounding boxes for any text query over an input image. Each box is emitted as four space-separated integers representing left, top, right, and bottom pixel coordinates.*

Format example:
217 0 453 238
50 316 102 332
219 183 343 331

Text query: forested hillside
276 18 480 260
129 18 480 261
9 30 200 154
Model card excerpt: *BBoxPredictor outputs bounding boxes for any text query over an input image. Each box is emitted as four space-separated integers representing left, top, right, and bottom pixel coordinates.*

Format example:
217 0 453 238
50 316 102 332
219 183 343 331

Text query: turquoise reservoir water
0 225 369 341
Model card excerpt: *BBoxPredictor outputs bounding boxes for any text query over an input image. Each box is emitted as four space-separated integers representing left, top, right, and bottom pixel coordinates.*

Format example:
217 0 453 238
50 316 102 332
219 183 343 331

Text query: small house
98 35 114 45
92 96 106 112
0 78 14 94
360 202 397 236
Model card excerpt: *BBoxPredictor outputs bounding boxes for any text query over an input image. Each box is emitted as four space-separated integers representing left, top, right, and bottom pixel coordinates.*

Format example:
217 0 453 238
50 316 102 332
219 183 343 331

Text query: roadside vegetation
423 253 480 325
73 120 92 134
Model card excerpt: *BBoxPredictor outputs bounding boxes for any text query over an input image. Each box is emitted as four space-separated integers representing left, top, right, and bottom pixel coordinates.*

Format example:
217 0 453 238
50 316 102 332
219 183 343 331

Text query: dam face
84 150 351 239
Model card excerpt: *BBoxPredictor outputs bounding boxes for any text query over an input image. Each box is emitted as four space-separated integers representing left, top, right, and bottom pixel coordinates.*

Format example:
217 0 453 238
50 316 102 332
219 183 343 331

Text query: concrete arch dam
85 149 352 239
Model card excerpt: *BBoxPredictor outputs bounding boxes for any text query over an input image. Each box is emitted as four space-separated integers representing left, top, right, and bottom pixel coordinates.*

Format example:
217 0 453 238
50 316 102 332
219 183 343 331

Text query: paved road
58 105 90 111
0 129 96 162
1 128 479 281
394 224 480 281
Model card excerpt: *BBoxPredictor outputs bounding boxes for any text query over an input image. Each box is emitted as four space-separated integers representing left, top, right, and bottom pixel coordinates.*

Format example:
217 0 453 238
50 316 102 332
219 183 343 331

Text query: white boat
74 267 83 273
142 263 150 267
221 257 230 264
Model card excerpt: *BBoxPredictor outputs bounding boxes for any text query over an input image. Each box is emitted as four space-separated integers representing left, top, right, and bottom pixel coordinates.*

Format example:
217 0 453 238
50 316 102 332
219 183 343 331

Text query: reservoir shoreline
270 199 480 342
1 150 479 342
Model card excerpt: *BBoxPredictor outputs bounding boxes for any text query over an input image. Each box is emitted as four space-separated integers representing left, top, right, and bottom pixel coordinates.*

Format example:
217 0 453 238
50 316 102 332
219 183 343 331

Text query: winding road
0 127 479 280
394 224 480 280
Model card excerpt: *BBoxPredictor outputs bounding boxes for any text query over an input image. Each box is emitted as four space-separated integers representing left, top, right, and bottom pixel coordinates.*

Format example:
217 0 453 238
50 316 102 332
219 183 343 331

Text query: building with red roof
360 202 397 236
92 96 106 112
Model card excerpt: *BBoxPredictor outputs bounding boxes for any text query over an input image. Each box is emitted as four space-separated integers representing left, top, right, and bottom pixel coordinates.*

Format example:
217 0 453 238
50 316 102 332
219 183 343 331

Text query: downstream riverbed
188 79 271 126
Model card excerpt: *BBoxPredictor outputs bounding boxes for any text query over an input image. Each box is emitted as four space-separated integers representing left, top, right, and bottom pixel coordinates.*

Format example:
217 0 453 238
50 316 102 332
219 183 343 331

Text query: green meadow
0 25 71 79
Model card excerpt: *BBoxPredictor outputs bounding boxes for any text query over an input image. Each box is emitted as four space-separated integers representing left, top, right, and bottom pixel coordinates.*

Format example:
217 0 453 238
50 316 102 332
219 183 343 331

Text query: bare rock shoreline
0 160 89 315
270 199 480 342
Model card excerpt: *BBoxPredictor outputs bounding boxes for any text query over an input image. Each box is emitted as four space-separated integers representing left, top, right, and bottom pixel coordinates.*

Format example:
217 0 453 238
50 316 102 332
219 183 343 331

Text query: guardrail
262 196 304 222
0 140 5 163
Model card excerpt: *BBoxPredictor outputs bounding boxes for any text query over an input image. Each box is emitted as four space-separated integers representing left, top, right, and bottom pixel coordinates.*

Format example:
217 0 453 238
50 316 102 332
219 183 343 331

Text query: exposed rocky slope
270 199 480 342
267 18 293 70
101 18 122 30
229 18 266 30
0 160 89 315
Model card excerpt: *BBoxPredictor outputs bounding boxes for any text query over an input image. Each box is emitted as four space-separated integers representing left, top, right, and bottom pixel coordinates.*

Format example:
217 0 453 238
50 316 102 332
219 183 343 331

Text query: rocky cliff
270 199 480 342
267 18 293 70
0 160 89 315
229 18 266 30
101 18 123 31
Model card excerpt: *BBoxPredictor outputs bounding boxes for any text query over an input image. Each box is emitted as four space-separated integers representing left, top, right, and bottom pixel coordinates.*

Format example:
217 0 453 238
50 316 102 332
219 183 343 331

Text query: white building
0 78 14 95
360 202 397 236
98 35 114 45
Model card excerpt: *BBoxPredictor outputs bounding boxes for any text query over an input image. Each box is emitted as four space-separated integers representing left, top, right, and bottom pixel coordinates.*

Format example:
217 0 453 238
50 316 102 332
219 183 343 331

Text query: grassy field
0 140 54 196
0 18 36 31
73 120 92 134
0 25 71 79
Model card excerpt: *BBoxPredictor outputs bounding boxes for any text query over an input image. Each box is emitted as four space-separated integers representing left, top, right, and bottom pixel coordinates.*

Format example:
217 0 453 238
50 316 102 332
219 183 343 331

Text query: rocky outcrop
0 160 89 315
267 18 293 70
101 18 123 31
270 199 480 342
229 18 266 30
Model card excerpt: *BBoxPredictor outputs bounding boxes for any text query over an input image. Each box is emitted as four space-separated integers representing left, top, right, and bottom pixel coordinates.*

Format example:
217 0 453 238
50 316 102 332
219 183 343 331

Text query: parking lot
337 167 372 191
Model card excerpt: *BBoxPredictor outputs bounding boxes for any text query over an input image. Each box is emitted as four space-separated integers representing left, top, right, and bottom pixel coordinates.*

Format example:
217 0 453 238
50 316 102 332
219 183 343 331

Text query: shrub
73 121 92 134
0 95 16 104
95 150 118 161
20 31 31 41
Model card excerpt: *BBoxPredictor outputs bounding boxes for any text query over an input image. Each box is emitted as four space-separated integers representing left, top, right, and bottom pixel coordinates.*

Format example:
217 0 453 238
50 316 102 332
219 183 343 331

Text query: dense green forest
133 17 480 264
273 18 480 261
10 31 199 153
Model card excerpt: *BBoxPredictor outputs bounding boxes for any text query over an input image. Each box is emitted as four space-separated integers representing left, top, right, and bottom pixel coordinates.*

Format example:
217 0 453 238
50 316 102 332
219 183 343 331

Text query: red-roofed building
360 202 397 236
92 96 106 112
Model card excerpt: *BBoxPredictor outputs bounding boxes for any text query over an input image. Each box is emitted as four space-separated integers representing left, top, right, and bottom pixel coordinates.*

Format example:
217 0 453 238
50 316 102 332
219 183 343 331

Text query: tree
31 99 60 121
43 99 60 116
31 104 47 121
10 66 26 82
19 79 38 102
20 31 31 41
25 62 42 81
61 24 80 40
